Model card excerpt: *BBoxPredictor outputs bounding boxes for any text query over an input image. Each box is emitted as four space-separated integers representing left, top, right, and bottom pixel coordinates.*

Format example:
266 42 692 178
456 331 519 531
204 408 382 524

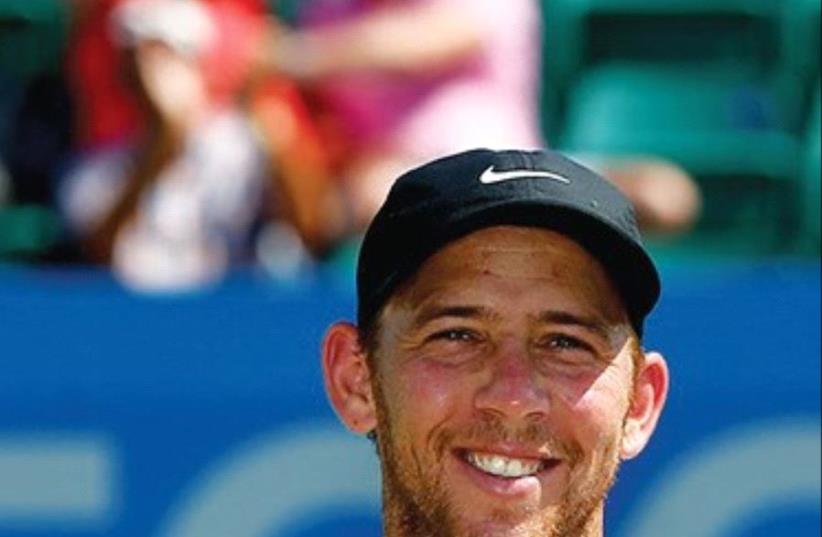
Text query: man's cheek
547 371 603 405
394 361 466 414
554 363 631 409
564 392 627 467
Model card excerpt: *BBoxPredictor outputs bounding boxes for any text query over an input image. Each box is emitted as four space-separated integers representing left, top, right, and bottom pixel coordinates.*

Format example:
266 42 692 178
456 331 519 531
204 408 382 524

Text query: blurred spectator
263 0 544 230
62 0 348 278
59 0 271 290
262 0 700 235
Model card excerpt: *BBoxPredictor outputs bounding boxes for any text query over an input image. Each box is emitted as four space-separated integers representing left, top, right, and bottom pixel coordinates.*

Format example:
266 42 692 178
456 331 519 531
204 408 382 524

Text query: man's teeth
466 452 543 478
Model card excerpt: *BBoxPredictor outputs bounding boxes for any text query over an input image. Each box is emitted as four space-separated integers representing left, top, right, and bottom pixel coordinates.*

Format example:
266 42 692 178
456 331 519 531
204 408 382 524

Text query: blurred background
0 0 819 536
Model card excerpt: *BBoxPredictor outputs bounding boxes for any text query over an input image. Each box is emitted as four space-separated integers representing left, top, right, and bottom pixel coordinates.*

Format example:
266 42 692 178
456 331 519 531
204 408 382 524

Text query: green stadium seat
0 0 67 82
559 63 804 256
0 0 63 22
561 64 797 161
776 0 821 132
0 205 61 260
800 80 821 250
539 0 794 144
539 0 819 256
571 0 809 257
541 0 782 89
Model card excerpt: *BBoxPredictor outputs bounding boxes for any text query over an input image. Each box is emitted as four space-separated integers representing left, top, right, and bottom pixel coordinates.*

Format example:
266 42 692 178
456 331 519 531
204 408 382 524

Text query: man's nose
474 340 550 421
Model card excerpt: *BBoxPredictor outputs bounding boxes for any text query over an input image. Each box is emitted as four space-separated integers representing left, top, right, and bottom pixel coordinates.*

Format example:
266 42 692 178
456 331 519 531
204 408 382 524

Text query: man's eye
430 329 479 343
546 334 590 351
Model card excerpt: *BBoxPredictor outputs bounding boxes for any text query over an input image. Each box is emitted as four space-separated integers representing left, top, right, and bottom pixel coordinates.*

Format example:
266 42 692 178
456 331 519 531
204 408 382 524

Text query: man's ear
621 351 669 459
321 322 378 435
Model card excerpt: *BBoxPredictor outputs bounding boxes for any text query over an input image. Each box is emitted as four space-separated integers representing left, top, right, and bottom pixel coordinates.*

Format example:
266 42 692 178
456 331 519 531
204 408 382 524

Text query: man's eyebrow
412 305 497 329
534 310 612 339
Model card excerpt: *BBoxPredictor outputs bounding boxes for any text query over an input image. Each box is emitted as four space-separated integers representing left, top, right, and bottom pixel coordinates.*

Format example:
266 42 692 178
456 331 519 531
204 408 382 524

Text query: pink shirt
301 0 544 162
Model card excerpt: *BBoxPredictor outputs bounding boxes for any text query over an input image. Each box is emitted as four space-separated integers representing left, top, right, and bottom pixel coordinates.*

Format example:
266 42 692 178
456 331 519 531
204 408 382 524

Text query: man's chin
440 478 604 537
442 494 559 537
451 512 554 537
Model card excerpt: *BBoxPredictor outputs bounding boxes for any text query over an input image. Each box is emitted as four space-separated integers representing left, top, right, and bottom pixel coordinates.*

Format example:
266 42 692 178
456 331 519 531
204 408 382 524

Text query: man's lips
453 446 563 480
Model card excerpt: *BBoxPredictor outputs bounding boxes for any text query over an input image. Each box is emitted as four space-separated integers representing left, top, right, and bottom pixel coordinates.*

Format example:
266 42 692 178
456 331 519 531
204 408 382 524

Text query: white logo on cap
479 166 571 185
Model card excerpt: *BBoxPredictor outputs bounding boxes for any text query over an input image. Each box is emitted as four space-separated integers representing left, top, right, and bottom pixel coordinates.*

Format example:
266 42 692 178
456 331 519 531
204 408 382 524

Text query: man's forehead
385 226 629 324
405 226 606 283
442 226 599 264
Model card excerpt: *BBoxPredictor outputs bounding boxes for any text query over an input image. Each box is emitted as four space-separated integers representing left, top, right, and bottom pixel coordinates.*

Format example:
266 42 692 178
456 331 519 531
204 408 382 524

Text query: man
321 148 669 536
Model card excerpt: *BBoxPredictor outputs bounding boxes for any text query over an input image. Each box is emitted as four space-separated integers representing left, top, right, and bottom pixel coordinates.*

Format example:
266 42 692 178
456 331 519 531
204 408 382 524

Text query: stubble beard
371 378 623 537
375 379 457 537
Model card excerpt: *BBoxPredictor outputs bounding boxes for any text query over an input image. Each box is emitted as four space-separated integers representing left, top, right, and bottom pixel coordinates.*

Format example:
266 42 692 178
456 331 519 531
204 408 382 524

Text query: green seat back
801 80 821 248
559 63 804 256
0 0 67 83
0 205 61 260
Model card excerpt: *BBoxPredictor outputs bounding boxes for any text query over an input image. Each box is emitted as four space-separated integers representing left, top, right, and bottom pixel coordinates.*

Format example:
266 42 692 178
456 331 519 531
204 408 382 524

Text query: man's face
369 226 640 537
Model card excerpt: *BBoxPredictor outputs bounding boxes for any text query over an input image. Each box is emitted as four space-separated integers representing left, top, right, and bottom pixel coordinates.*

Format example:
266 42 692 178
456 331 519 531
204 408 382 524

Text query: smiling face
322 225 669 537
376 226 648 537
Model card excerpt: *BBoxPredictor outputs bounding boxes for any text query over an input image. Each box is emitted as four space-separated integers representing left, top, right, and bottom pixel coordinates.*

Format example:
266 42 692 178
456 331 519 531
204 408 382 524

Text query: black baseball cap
356 148 661 337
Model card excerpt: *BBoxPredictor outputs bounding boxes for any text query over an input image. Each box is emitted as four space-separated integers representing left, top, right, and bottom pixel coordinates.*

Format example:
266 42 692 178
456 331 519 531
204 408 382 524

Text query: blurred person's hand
603 159 702 236
246 16 302 82
266 31 312 80
257 1 484 81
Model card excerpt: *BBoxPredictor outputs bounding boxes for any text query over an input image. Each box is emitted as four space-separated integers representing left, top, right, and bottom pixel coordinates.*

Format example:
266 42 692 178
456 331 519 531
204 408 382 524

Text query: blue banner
0 261 818 537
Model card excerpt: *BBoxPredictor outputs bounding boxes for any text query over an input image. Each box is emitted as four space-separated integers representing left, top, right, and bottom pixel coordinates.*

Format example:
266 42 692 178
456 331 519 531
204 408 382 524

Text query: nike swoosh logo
479 166 571 185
